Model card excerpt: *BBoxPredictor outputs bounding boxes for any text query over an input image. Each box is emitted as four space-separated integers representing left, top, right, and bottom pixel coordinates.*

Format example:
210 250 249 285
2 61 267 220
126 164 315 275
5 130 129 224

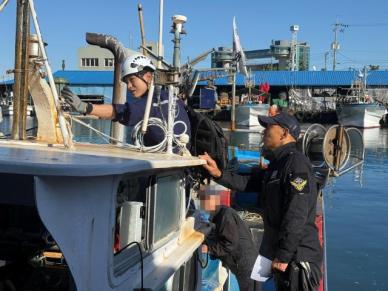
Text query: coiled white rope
71 115 188 153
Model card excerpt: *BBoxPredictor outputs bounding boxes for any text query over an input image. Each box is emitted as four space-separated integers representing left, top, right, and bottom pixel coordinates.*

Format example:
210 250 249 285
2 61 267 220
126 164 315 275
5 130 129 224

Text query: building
78 45 116 71
211 40 310 71
77 42 160 71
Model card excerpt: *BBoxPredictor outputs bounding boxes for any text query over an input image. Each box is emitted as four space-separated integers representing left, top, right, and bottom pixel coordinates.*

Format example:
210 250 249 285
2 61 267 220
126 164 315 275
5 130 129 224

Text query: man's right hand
61 86 87 114
198 152 222 178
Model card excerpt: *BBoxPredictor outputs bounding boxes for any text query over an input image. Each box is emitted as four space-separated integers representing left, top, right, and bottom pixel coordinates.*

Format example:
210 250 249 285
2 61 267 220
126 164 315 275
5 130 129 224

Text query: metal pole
110 55 125 143
140 80 155 134
324 52 329 71
137 4 147 56
141 0 164 136
231 71 236 131
157 0 163 69
333 27 336 71
28 0 72 147
12 0 24 140
173 28 181 69
166 85 175 154
20 0 30 139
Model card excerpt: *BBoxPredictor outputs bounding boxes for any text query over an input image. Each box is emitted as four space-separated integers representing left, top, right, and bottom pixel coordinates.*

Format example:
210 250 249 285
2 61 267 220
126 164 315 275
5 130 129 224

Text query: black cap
258 111 301 140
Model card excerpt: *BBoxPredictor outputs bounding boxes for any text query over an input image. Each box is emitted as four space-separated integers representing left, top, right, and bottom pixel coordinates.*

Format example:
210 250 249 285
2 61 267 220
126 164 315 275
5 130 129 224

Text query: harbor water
1 117 387 291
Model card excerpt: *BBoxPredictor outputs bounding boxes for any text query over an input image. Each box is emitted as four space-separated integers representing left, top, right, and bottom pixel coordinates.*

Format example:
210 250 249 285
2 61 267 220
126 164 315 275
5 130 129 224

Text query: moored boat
336 102 385 128
235 103 269 128
0 2 211 290
336 68 385 128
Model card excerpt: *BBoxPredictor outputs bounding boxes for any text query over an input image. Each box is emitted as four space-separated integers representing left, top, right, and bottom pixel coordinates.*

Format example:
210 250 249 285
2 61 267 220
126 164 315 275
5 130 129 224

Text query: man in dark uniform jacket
200 192 259 291
199 112 322 291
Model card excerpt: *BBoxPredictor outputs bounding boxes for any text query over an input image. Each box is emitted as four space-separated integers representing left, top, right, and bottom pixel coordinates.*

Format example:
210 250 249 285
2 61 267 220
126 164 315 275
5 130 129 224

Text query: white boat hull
2 105 34 116
336 103 385 128
235 104 269 128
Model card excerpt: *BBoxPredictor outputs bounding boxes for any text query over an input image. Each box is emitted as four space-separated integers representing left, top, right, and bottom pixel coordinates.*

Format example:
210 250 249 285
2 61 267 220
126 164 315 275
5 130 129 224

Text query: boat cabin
0 142 206 291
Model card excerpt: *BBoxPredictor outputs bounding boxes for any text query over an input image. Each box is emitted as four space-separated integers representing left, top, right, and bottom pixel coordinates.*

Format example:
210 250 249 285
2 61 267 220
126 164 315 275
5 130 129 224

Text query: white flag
233 17 249 77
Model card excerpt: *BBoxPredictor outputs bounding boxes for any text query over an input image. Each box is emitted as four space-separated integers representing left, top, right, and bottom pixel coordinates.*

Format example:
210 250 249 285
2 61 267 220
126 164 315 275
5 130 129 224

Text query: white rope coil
71 115 188 153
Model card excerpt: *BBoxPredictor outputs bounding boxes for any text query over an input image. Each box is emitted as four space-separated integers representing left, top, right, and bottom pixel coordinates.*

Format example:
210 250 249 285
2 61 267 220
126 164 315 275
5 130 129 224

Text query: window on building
104 58 114 67
81 58 99 67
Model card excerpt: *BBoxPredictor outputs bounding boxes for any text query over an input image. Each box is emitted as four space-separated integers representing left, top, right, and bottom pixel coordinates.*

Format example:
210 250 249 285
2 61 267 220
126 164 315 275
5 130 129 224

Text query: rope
71 115 188 153
0 0 9 12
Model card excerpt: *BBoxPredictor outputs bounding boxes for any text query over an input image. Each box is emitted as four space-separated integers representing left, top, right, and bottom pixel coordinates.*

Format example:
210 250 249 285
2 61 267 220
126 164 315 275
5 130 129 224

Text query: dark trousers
235 271 261 291
274 261 321 291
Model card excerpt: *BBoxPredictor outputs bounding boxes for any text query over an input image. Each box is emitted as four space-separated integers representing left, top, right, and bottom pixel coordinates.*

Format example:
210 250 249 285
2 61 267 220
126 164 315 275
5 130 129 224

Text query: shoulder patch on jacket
290 173 309 193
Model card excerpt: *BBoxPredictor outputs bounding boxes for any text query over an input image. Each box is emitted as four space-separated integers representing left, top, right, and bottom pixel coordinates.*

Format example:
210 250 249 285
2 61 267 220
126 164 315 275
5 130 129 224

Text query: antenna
290 25 299 71
172 14 187 69
137 4 147 56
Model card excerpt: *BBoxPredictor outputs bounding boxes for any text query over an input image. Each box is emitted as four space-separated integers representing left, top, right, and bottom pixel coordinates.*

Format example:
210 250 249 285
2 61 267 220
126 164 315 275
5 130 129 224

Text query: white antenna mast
290 25 299 71
141 0 164 135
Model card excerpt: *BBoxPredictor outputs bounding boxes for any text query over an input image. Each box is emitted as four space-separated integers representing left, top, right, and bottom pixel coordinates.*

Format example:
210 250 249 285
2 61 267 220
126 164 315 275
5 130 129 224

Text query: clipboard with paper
250 254 272 282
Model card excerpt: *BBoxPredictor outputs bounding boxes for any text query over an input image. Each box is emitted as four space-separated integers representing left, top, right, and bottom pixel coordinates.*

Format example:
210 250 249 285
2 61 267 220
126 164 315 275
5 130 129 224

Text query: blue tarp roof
53 70 114 85
3 70 388 87
2 70 114 86
204 70 388 87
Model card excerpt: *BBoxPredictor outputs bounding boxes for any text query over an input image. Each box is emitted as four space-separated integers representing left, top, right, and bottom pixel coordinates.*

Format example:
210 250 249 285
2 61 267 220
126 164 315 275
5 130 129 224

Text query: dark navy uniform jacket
206 206 258 276
113 92 191 148
215 142 322 264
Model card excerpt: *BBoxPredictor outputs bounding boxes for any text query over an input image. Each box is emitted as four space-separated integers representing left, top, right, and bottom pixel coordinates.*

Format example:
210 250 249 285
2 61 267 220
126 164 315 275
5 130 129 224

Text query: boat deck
0 140 205 176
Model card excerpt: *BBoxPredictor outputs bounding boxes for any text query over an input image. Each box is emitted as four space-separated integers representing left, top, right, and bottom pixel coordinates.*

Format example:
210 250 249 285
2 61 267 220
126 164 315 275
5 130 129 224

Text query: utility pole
332 19 348 71
324 51 329 71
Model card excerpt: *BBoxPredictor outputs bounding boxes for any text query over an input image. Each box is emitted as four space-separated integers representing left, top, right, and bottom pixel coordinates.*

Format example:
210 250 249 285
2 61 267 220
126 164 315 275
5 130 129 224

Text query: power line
346 23 388 27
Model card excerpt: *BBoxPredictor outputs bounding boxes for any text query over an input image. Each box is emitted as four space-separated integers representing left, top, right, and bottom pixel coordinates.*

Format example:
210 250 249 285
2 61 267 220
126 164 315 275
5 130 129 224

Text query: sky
1 0 388 80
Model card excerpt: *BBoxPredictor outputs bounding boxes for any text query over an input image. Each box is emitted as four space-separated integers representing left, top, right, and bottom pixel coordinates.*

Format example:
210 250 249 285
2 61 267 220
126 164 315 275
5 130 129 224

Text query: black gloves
61 86 90 114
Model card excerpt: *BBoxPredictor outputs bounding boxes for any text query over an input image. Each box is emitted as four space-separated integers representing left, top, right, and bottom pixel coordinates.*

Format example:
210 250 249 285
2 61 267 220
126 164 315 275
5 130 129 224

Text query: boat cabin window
148 173 184 249
113 172 184 276
113 175 150 276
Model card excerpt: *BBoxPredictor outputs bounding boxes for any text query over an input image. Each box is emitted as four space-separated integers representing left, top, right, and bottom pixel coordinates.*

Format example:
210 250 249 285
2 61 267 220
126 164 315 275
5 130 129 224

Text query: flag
233 17 249 77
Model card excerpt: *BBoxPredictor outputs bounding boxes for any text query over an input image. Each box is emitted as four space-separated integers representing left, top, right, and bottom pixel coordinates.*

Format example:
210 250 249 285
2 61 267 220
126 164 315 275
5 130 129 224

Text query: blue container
199 88 216 109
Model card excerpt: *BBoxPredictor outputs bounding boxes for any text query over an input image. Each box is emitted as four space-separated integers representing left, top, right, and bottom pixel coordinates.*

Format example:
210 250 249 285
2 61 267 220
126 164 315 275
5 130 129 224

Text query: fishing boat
231 17 270 130
235 102 270 128
0 1 367 290
0 2 214 290
336 69 385 128
1 99 34 116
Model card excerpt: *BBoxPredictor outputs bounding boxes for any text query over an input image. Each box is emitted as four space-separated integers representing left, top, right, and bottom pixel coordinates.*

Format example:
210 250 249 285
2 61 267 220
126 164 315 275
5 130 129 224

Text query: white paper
250 254 272 282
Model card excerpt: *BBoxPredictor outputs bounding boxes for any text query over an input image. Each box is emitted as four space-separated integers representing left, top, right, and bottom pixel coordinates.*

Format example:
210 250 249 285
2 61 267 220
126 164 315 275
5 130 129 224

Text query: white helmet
121 53 156 80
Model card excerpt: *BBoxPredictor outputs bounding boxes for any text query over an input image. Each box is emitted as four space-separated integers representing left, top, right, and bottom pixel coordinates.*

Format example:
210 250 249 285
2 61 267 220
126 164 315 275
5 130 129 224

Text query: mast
231 71 236 131
290 25 299 71
137 4 147 56
12 0 29 140
20 0 30 139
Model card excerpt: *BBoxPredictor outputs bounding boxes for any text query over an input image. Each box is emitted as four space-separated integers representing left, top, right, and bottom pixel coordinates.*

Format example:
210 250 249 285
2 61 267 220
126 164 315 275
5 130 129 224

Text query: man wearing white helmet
61 53 191 148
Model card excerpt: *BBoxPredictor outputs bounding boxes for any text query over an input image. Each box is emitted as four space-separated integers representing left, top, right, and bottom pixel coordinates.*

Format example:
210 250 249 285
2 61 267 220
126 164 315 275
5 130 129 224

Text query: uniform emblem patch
290 177 307 192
